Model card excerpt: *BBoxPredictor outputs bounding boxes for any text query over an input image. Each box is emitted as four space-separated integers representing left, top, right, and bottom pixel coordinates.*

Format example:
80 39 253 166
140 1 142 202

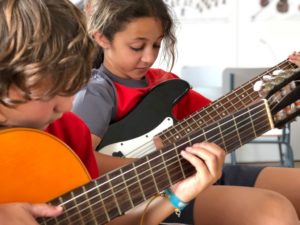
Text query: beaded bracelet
163 188 189 217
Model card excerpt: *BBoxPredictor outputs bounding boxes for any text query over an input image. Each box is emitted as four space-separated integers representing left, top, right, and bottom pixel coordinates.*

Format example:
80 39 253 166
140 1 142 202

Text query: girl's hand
171 142 225 203
0 203 63 225
288 51 300 67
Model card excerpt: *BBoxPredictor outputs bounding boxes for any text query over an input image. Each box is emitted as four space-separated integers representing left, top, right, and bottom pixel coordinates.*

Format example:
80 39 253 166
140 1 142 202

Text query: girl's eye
154 44 161 49
130 46 144 51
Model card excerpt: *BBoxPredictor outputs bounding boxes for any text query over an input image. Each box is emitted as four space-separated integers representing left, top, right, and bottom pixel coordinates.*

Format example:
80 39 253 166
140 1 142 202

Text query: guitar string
48 104 270 224
54 62 298 223
41 62 296 224
123 60 296 157
41 101 274 224
41 64 296 223
42 104 270 224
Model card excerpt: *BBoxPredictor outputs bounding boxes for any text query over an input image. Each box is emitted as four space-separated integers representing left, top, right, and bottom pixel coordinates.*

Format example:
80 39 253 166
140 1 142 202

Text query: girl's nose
141 49 157 64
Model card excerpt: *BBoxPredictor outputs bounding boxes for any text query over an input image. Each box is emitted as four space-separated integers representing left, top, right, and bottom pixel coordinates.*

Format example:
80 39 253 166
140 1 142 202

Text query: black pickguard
97 79 190 152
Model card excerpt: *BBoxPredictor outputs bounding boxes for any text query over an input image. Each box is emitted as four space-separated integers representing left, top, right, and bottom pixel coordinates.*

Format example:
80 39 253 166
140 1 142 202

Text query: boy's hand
0 203 63 225
288 51 300 67
171 142 225 203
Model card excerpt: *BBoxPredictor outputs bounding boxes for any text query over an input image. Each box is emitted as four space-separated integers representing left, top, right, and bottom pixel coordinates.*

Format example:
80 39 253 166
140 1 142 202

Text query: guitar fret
148 152 172 190
179 119 190 136
216 124 227 153
135 157 160 199
207 107 221 122
221 100 236 115
158 153 173 188
59 193 78 224
173 120 187 141
162 145 184 184
250 105 272 135
108 170 133 214
82 185 99 223
181 136 196 176
133 162 147 200
218 114 236 152
202 123 224 149
120 168 135 209
235 109 256 145
69 191 85 224
96 176 121 220
217 100 231 117
248 110 257 138
85 180 110 222
122 164 146 206
233 116 243 147
106 174 122 217
146 155 160 193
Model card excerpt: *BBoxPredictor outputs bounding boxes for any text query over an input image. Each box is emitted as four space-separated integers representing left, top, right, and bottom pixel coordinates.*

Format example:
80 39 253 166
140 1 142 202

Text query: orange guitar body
0 128 91 203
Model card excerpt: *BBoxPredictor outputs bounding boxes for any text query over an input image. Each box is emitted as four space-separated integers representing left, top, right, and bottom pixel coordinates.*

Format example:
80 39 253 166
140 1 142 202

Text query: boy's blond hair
0 0 96 106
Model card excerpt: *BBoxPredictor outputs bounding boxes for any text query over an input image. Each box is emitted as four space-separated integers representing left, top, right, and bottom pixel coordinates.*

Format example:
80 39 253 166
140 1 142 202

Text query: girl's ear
93 32 111 49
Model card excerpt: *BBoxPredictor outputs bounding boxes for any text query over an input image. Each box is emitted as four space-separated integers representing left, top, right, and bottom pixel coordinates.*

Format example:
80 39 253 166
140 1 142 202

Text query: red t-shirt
113 68 211 121
45 112 99 179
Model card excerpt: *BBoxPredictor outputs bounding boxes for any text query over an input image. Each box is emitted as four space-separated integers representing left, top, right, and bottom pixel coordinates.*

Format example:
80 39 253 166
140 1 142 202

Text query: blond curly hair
0 0 96 106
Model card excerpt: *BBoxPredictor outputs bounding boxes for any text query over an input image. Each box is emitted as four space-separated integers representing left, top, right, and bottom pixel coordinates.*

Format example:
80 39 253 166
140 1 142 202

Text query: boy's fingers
25 203 63 218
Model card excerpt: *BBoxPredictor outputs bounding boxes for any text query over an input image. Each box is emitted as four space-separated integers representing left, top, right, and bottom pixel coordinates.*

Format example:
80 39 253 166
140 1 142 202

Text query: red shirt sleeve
45 112 99 179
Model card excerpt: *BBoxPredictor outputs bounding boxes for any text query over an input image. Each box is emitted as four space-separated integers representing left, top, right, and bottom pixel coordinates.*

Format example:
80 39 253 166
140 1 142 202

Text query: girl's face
97 17 164 80
0 86 74 130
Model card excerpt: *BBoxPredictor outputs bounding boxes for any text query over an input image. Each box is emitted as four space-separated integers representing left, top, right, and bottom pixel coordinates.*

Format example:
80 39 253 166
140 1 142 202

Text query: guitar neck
38 100 273 225
160 59 297 146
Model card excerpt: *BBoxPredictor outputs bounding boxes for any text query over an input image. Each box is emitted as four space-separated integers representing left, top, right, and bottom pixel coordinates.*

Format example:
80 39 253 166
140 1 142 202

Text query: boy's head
0 0 96 106
85 0 176 71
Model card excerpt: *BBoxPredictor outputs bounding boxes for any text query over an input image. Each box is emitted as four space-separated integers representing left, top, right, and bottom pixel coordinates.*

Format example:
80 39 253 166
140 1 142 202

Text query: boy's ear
0 110 6 124
93 32 111 49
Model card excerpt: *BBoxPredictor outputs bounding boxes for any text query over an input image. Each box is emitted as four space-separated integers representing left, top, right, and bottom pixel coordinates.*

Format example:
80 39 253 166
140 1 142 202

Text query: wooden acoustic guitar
1 69 300 224
98 59 298 157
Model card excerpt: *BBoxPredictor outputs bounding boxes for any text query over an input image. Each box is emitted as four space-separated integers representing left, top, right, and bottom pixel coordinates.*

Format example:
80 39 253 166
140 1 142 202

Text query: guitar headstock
254 69 300 128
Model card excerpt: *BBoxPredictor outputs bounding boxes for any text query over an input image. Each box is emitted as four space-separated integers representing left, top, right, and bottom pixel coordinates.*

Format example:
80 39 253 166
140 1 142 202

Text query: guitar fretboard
37 99 272 225
159 59 297 146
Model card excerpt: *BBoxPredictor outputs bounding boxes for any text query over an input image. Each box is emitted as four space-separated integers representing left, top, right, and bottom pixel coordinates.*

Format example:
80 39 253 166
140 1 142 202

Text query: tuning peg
272 69 284 76
253 79 272 97
253 80 263 92
262 75 273 81
274 109 287 122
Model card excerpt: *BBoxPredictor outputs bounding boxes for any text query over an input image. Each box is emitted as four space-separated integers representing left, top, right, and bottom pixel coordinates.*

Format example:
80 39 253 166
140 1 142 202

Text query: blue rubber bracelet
164 188 189 214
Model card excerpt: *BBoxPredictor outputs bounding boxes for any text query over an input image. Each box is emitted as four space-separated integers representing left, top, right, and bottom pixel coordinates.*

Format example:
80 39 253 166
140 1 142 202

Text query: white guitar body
100 117 174 157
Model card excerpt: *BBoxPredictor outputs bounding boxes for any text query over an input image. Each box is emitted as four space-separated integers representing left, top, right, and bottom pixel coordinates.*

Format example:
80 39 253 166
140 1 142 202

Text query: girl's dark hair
85 0 177 71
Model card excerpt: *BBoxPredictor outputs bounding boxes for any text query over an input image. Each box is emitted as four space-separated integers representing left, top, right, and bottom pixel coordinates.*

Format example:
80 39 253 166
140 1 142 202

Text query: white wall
157 0 300 163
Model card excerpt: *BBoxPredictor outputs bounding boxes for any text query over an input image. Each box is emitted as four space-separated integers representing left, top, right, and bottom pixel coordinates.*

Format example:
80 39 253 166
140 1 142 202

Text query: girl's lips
136 67 149 73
